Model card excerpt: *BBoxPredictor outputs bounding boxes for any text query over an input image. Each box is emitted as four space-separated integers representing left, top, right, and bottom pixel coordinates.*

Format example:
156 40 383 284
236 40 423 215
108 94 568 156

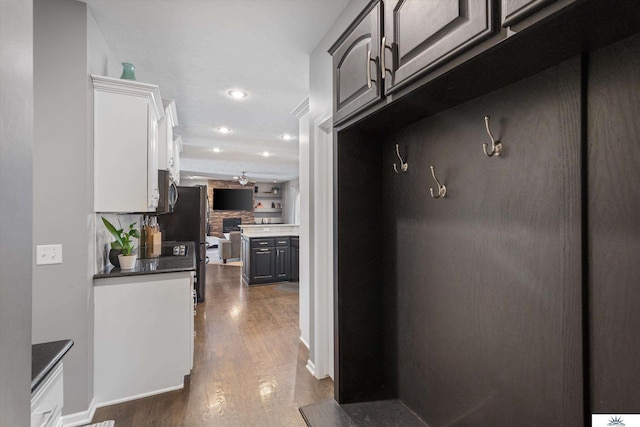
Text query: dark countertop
32 339 74 392
94 241 196 279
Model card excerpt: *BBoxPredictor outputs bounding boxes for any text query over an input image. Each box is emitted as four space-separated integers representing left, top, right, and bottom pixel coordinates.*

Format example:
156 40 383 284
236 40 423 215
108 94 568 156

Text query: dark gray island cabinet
241 235 299 285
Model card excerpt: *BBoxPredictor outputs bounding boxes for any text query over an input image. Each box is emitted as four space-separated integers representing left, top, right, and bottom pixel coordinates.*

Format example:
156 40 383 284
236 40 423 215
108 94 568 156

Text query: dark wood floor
92 263 333 426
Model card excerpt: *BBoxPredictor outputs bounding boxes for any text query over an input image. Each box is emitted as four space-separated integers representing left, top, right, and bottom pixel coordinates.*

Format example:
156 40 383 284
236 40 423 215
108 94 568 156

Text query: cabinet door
502 0 556 27
290 238 299 282
330 1 382 125
147 107 159 209
383 0 495 94
251 248 275 283
275 247 290 281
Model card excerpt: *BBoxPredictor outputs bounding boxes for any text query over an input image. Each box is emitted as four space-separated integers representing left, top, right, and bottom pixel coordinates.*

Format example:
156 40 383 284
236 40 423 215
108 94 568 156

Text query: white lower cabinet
94 271 195 406
31 363 64 427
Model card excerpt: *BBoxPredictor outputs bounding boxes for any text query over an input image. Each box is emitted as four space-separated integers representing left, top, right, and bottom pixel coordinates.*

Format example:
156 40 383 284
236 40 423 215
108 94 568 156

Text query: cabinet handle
380 36 386 80
259 242 268 245
259 249 270 252
170 181 179 207
367 49 372 89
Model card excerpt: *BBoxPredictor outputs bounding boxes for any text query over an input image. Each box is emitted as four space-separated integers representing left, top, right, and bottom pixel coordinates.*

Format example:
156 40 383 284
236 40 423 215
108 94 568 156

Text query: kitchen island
239 225 299 285
93 241 195 407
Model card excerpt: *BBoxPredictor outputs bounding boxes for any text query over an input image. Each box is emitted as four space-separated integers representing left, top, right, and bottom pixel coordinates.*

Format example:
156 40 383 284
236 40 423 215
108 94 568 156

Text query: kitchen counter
240 224 299 238
94 241 196 279
32 339 73 392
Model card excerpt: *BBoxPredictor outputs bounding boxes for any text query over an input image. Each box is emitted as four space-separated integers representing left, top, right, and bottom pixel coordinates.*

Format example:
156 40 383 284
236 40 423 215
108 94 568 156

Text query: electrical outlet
36 244 63 265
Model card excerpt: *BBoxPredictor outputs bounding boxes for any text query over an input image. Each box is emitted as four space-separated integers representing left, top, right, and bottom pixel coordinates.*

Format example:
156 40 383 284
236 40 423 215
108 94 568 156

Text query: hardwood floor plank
92 264 333 426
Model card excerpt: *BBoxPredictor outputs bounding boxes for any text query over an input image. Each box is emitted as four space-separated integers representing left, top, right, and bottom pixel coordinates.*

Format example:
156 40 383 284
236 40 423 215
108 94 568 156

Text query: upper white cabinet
172 135 183 185
158 99 178 173
92 75 164 212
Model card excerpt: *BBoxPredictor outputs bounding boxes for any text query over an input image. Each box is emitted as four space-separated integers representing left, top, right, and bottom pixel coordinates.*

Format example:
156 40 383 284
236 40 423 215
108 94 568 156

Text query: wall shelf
254 208 282 213
254 193 282 199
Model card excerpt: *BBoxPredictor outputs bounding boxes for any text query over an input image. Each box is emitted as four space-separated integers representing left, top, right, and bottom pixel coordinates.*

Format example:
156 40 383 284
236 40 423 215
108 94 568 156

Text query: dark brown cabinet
383 0 496 94
275 247 290 281
501 0 557 27
329 1 382 125
250 247 275 283
241 236 299 285
290 237 299 282
328 0 640 424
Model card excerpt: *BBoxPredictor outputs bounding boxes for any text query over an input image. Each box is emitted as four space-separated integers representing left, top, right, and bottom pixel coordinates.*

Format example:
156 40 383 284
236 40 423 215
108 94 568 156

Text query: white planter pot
118 254 137 270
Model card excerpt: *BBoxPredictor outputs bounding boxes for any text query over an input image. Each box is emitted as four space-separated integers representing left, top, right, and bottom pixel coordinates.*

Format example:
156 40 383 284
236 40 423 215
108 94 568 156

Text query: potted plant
102 217 141 270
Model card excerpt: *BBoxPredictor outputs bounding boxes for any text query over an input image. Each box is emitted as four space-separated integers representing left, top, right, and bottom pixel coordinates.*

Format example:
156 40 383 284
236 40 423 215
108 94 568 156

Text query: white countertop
240 224 299 238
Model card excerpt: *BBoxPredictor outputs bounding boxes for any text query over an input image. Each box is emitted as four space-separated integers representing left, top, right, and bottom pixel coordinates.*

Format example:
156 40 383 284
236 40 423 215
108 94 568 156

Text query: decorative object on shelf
393 144 409 173
101 217 141 269
276 203 281 208
108 248 122 268
120 62 136 80
429 165 447 199
238 172 249 186
254 186 258 193
271 202 276 208
272 187 279 195
482 115 502 157
255 202 263 208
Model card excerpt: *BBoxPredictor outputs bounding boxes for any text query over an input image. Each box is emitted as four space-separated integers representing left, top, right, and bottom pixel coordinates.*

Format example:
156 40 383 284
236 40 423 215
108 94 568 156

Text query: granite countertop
243 232 300 238
32 339 74 392
94 241 196 279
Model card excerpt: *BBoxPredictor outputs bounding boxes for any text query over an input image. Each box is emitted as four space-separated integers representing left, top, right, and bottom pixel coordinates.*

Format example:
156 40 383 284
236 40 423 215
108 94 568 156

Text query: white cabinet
172 135 183 185
92 75 165 212
31 363 63 427
158 99 178 173
94 271 194 406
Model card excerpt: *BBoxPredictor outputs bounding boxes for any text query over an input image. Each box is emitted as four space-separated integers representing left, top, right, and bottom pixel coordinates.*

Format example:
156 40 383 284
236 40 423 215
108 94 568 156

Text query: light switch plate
36 244 63 265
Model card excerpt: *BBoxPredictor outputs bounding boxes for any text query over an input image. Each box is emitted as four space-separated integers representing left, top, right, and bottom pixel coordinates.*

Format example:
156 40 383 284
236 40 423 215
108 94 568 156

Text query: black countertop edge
32 339 74 393
94 241 196 279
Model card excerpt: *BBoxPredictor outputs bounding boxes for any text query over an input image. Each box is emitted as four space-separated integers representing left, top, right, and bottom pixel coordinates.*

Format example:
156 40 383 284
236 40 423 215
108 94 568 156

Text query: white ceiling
84 0 348 183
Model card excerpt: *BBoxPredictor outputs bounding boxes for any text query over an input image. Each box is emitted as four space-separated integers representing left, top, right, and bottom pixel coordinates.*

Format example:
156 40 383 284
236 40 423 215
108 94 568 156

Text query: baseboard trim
94 383 185 410
61 397 96 427
306 359 316 376
300 336 310 350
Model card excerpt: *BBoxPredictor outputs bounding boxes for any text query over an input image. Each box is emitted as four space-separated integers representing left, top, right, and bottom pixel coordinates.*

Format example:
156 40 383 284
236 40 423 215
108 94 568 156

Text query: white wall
305 0 370 376
0 1 33 424
33 0 120 416
281 178 300 225
297 109 311 350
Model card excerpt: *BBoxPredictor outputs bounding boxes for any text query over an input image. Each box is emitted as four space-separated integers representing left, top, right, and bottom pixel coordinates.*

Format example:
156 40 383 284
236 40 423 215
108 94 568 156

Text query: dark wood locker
588 33 640 413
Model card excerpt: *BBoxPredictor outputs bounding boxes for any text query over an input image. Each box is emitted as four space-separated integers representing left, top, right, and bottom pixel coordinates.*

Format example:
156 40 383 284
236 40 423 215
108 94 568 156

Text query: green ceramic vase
120 62 136 80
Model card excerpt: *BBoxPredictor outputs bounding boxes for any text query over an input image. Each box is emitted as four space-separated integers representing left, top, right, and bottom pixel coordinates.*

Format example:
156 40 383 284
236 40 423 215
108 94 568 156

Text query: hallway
91 264 333 426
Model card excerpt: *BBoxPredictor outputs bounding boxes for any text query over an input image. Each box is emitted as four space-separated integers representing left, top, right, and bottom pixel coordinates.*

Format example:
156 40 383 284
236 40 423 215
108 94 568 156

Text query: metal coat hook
482 115 502 157
393 144 408 173
429 165 446 199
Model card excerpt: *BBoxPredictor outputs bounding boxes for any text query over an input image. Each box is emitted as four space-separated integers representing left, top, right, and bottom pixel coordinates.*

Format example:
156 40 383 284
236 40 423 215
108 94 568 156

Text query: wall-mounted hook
429 165 446 199
393 144 408 173
482 115 502 157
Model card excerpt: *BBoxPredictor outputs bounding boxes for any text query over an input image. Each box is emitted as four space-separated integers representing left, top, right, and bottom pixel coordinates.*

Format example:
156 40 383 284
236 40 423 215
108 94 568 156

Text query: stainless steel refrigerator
158 185 209 302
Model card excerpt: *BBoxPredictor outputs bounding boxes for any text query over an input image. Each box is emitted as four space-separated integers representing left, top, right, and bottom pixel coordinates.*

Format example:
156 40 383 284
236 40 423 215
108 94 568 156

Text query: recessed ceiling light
212 147 223 153
216 127 232 134
233 176 239 180
273 180 277 183
281 134 294 140
227 89 248 99
262 151 271 157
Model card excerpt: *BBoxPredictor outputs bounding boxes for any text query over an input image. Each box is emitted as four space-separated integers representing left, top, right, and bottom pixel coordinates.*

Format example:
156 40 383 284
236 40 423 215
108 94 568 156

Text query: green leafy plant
101 217 140 256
